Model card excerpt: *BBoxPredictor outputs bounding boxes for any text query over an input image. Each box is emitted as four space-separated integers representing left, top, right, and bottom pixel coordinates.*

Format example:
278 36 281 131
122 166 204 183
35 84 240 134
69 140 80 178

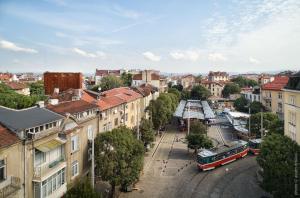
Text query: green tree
172 84 183 92
247 112 283 137
195 74 202 82
231 76 258 87
190 121 207 134
147 99 169 130
168 88 181 101
222 83 241 98
249 101 263 114
120 72 132 87
64 178 101 198
138 118 155 146
100 75 123 91
94 126 144 198
257 134 300 198
190 85 211 100
29 81 45 96
186 134 213 152
233 97 248 112
181 89 191 100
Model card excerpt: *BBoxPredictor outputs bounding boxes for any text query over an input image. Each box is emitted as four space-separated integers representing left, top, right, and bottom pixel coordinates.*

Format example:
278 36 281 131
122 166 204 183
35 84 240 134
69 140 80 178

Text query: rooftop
95 69 120 76
284 71 300 91
5 82 27 90
262 76 289 91
0 106 64 132
0 124 20 149
47 100 99 115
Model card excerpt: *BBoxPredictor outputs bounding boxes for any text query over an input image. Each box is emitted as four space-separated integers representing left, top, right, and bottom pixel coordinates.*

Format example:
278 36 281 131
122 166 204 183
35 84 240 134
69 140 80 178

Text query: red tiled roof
0 124 20 149
0 73 12 81
5 82 27 90
181 74 195 79
47 100 99 115
132 74 142 80
95 69 120 76
262 76 289 91
82 87 142 111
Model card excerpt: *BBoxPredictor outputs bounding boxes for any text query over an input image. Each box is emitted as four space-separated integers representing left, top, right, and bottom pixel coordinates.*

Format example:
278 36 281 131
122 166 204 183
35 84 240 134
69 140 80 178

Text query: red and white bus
197 140 249 171
248 139 262 155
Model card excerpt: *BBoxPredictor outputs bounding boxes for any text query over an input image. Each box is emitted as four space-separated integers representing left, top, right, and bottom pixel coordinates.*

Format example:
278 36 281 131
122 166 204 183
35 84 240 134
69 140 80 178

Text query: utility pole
248 105 251 136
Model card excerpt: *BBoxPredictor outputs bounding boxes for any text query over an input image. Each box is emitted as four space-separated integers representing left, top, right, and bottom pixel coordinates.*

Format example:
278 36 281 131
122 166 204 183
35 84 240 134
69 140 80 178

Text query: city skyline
0 0 300 73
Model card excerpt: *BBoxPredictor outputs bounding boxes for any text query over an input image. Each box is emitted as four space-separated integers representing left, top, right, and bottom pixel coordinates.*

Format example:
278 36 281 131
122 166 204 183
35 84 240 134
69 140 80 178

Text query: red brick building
44 72 83 95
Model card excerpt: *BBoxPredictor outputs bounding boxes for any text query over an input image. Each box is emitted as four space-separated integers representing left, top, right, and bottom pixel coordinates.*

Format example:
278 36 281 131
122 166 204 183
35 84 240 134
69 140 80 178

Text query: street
120 120 269 198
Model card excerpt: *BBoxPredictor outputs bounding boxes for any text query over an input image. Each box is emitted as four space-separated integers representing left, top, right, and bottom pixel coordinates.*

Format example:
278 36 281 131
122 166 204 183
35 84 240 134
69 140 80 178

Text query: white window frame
0 159 6 181
71 135 79 153
71 161 79 178
87 125 93 140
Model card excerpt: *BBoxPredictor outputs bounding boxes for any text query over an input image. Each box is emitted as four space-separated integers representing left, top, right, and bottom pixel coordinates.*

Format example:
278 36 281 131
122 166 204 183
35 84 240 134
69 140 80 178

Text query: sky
0 0 299 74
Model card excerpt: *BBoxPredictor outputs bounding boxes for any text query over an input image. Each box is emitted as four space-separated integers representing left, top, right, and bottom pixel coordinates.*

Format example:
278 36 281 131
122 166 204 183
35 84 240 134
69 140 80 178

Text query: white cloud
0 40 38 53
72 48 106 58
143 51 161 62
208 53 227 61
111 4 141 19
170 50 201 61
249 57 260 64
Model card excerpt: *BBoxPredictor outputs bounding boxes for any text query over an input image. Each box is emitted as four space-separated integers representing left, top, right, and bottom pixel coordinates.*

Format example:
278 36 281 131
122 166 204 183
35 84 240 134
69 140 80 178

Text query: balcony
0 176 21 198
33 156 66 181
263 96 272 100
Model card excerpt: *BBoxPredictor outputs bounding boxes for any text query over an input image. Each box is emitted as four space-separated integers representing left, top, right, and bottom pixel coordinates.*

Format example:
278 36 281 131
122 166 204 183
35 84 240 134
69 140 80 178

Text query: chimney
37 101 45 108
49 99 59 105
54 88 59 94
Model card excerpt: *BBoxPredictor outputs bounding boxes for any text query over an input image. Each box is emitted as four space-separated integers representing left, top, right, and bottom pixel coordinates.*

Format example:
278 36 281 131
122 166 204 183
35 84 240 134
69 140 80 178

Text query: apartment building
94 69 121 85
179 75 195 89
132 70 160 88
202 81 225 98
46 100 99 187
283 72 300 144
241 87 261 102
208 71 229 82
0 124 23 198
261 76 289 120
0 105 65 198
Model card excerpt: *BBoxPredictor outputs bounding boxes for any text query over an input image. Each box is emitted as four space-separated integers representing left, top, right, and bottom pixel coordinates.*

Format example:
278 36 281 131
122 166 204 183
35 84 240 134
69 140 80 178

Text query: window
40 168 65 197
71 161 79 177
34 149 46 166
114 118 118 126
0 159 6 181
289 95 296 105
71 135 79 152
125 113 128 122
278 92 282 99
87 125 93 140
289 111 296 126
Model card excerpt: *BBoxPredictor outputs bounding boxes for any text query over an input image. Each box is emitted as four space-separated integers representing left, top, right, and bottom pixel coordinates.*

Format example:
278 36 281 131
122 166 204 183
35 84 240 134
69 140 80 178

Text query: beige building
179 75 195 89
132 70 160 89
208 71 229 82
202 81 225 98
0 125 23 198
5 82 30 96
283 72 300 144
261 76 289 120
47 100 99 188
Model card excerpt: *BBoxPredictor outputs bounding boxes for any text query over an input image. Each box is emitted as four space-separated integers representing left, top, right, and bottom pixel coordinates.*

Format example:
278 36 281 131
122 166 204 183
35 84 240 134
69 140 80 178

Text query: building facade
208 71 229 82
132 70 160 88
94 69 121 85
261 76 289 120
202 81 225 98
5 82 30 96
283 72 300 144
179 75 195 89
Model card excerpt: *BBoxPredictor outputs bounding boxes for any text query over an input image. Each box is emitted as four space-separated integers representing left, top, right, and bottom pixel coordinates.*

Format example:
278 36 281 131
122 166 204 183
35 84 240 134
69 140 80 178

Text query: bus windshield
197 155 215 164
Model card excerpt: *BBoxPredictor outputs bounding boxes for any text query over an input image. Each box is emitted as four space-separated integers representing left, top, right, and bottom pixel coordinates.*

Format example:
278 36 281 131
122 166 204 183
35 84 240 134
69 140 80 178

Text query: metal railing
0 176 21 198
34 156 65 179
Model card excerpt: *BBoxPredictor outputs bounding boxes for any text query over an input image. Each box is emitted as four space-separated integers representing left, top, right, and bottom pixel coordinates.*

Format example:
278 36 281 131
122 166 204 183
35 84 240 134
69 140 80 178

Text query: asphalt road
120 124 269 198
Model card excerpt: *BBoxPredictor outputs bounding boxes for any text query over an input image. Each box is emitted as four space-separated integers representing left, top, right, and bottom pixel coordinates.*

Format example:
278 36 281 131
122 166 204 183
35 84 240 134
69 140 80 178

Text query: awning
35 138 65 152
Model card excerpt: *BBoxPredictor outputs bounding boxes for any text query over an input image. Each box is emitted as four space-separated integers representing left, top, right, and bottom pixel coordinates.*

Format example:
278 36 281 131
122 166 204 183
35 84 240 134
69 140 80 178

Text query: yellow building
0 125 23 198
261 76 289 120
283 72 300 144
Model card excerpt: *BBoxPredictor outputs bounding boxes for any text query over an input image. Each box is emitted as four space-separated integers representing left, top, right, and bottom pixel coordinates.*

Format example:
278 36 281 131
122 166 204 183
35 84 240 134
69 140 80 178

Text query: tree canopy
231 76 258 88
168 88 181 101
120 72 132 87
138 118 155 146
146 93 179 130
247 112 284 137
186 121 212 152
100 75 123 91
222 83 241 98
0 83 45 109
257 134 300 198
94 126 144 197
171 84 183 92
64 178 101 198
249 101 263 114
190 121 207 135
233 97 249 113
190 85 211 100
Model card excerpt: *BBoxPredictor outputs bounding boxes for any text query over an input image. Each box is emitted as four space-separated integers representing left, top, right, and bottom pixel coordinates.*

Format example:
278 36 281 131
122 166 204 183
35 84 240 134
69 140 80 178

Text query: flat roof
0 106 64 132
228 111 250 118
